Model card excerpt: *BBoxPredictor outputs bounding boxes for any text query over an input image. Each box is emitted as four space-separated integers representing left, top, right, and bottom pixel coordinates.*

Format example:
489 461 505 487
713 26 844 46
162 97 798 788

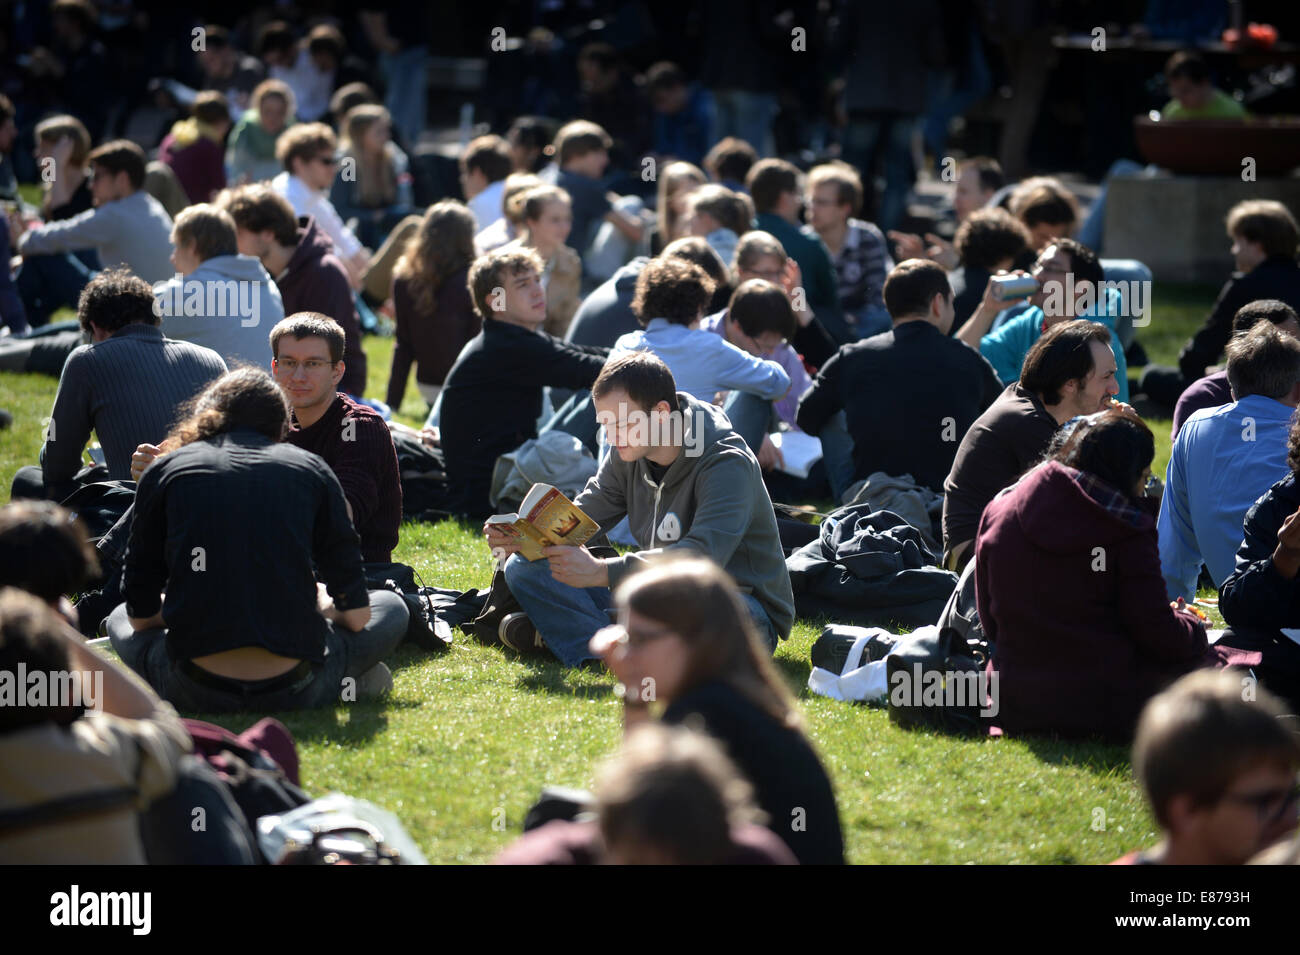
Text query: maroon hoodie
974 460 1210 740
276 217 366 397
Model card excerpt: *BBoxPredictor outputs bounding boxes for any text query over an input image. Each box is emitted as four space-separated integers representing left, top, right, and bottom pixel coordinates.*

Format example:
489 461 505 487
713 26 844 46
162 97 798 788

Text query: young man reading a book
483 351 794 667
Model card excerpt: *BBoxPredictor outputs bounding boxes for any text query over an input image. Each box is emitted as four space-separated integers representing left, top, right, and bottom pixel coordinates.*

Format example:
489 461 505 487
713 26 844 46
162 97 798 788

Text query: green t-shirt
1161 87 1248 121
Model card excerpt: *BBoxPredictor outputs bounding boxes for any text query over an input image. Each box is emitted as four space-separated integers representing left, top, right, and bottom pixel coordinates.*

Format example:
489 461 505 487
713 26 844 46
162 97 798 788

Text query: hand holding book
484 484 600 562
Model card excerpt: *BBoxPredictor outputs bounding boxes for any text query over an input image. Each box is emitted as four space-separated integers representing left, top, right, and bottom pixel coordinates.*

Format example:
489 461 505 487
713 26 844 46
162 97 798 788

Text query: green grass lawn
0 285 1223 863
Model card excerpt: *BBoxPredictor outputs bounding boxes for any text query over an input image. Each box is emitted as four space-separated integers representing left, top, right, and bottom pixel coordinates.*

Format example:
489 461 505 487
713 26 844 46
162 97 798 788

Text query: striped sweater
40 324 227 482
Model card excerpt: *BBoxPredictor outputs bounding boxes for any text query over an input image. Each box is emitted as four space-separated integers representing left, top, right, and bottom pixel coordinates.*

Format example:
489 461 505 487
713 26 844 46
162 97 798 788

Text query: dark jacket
440 320 608 518
564 257 646 349
787 502 958 629
663 680 844 865
798 320 1003 492
1220 472 1300 632
1179 256 1300 384
942 383 1059 553
387 268 479 406
276 217 366 397
975 461 1210 740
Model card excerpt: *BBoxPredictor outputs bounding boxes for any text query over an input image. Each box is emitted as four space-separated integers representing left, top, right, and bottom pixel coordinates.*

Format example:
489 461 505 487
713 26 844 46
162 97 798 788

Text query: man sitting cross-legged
83 314 403 641
484 351 794 668
106 368 408 712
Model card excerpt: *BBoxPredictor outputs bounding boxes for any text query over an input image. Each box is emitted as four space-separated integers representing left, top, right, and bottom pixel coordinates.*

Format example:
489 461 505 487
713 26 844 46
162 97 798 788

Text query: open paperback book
769 430 823 479
486 484 601 561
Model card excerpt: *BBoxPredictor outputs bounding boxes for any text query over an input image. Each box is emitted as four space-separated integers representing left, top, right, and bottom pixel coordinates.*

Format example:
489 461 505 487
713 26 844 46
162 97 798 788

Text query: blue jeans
711 89 778 159
380 47 430 147
106 591 409 713
842 112 916 233
16 249 100 329
819 411 856 503
1076 159 1149 255
721 391 773 457
504 552 779 667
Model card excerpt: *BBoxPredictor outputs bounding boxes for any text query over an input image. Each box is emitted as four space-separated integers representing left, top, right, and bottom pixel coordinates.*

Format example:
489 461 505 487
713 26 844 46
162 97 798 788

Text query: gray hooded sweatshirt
154 254 284 368
574 391 795 638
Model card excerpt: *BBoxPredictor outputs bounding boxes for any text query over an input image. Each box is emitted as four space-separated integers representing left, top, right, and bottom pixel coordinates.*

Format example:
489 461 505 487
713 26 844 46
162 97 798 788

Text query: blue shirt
1157 394 1295 600
979 289 1130 402
611 318 790 403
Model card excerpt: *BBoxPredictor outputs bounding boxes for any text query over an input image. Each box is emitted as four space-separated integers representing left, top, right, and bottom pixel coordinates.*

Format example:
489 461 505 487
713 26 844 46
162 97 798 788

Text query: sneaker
354 662 393 699
499 612 545 654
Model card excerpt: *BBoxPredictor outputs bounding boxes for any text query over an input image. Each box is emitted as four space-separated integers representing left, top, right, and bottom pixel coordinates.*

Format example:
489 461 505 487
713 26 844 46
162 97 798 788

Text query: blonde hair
656 162 706 245
172 204 238 261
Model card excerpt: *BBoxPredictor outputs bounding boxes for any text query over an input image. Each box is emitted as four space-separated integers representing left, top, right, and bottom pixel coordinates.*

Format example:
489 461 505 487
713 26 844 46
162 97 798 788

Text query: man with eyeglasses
955 237 1129 402
270 122 370 289
1112 669 1300 865
127 313 401 565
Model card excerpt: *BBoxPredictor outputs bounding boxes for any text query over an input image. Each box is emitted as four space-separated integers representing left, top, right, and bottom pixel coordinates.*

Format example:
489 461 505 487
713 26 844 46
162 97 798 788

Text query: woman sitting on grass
975 410 1213 741
591 557 845 865
226 79 295 185
387 201 480 410
502 185 581 338
329 104 417 250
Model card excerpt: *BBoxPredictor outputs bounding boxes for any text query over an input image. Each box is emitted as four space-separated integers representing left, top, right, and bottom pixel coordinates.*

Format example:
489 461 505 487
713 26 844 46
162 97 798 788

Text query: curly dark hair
955 208 1032 271
77 268 159 335
166 368 289 450
632 257 715 326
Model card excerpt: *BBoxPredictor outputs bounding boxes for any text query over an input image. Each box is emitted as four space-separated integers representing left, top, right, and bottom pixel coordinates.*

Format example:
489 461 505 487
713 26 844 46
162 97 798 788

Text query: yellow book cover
486 484 600 561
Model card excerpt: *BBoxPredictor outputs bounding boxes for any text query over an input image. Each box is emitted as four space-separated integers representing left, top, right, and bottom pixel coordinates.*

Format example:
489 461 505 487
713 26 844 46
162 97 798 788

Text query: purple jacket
975 461 1210 740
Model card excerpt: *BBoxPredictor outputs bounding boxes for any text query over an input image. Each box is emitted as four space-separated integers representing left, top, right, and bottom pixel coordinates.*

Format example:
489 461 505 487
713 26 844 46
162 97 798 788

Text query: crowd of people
1 6 1300 867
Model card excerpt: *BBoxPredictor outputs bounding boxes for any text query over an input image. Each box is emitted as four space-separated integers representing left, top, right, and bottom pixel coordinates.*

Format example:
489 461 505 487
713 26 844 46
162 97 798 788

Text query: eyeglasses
314 155 339 167
1221 782 1300 822
275 358 335 373
608 622 676 650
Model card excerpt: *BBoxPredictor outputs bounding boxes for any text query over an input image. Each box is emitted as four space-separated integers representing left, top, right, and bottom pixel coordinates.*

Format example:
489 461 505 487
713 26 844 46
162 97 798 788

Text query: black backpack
363 561 454 652
885 626 993 735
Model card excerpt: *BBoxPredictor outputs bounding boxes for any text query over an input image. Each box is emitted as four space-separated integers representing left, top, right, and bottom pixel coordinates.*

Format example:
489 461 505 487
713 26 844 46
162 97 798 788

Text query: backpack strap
0 786 140 835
